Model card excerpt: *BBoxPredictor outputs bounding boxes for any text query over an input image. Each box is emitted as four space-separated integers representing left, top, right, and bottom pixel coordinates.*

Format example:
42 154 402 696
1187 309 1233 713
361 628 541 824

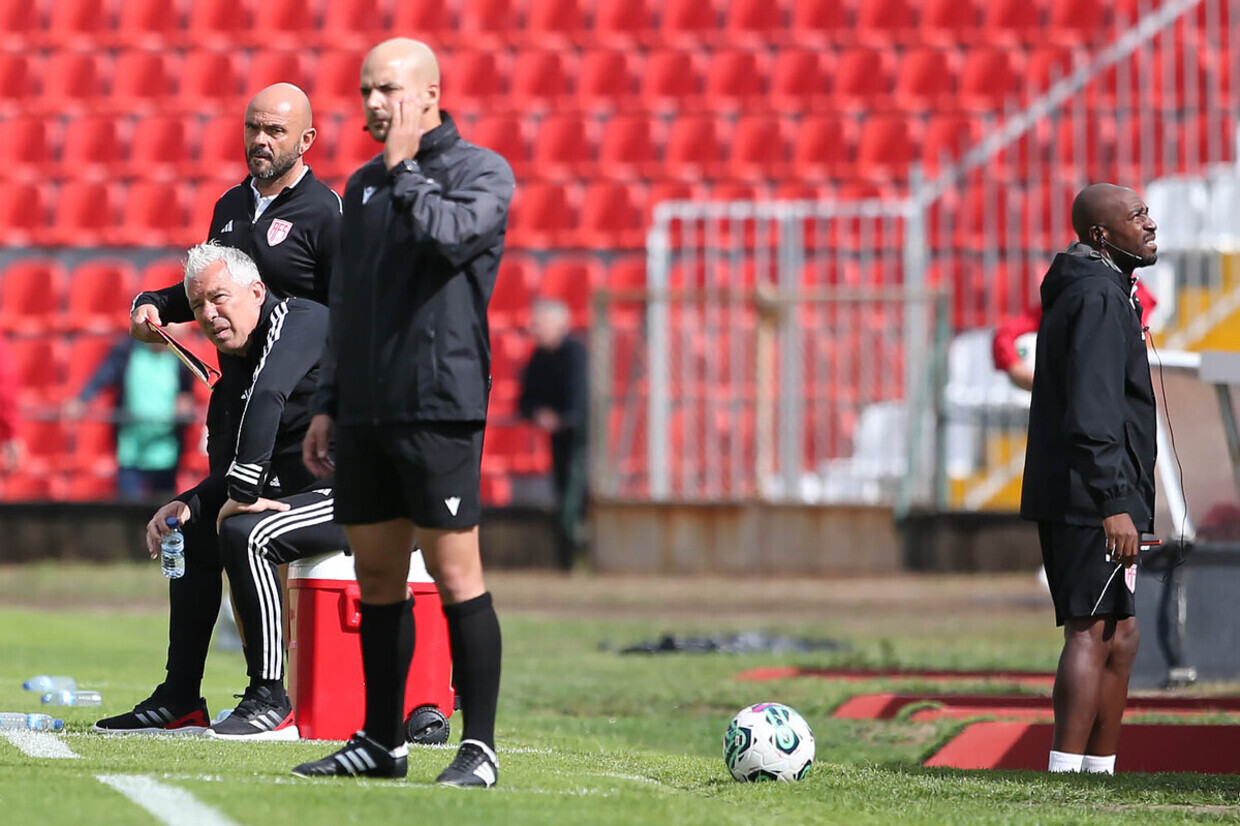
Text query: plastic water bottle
23 676 76 693
0 712 64 731
41 690 102 707
161 518 185 579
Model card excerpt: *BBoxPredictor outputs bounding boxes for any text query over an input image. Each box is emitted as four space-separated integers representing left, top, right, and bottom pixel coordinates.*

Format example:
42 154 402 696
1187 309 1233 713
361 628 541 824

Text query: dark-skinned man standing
1022 182 1158 775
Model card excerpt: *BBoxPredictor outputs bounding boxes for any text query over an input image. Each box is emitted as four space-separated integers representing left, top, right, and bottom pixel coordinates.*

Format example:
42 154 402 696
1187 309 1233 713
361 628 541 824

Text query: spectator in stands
0 336 18 472
519 298 589 571
993 281 1156 391
64 338 195 501
1022 183 1158 776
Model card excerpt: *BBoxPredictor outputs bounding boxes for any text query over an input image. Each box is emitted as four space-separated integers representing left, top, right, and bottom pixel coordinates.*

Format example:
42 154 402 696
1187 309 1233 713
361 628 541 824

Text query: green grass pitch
2 563 1239 825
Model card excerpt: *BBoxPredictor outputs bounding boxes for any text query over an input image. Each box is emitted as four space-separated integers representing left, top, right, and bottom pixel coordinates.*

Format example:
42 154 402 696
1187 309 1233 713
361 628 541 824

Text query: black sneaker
93 687 210 735
291 731 408 779
435 739 498 788
208 685 299 741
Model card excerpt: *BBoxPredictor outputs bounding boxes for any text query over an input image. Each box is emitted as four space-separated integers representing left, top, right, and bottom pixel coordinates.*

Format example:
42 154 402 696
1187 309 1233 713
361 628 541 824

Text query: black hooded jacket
1020 242 1157 530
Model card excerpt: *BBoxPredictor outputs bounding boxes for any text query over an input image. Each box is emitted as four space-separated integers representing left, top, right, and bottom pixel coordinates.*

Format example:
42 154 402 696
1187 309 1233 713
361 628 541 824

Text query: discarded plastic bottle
41 690 102 707
23 676 76 693
0 712 64 731
161 518 185 580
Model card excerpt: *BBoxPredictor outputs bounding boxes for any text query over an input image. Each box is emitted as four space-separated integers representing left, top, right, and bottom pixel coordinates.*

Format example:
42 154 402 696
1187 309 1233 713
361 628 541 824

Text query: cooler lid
288 549 432 583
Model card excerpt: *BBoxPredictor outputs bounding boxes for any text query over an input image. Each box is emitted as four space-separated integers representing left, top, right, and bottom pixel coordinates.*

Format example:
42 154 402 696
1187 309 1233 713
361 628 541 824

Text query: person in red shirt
0 337 19 472
993 281 1157 391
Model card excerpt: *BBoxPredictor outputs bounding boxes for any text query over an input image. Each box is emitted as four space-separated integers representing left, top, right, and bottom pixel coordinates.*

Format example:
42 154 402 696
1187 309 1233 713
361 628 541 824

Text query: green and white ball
723 703 815 782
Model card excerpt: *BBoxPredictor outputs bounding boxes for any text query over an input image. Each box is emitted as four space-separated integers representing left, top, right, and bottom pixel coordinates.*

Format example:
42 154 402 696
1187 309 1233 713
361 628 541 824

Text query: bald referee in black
294 39 514 786
1022 183 1158 774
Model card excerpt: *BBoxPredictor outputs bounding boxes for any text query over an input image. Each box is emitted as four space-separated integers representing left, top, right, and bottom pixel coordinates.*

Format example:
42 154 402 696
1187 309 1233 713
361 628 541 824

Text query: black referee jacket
312 112 515 425
176 295 328 519
133 168 342 320
1021 242 1157 531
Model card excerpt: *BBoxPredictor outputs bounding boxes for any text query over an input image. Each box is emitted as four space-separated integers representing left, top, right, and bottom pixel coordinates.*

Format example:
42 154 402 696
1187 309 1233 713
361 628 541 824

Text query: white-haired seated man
95 241 345 741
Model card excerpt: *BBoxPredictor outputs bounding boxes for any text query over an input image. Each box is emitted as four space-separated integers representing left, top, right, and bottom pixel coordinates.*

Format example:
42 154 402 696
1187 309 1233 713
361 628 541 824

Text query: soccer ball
723 702 815 782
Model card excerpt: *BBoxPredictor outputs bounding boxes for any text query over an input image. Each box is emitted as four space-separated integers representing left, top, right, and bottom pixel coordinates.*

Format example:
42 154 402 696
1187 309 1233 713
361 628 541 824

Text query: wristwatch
392 158 420 176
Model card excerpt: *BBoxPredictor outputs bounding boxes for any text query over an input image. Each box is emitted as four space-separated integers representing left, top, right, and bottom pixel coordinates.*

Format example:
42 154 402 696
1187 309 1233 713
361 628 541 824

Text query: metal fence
599 0 1240 512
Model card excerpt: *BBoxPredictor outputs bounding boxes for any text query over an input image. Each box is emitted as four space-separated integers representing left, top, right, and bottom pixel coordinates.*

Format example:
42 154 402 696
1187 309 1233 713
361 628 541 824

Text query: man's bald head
244 83 317 191
360 38 443 141
1071 182 1159 271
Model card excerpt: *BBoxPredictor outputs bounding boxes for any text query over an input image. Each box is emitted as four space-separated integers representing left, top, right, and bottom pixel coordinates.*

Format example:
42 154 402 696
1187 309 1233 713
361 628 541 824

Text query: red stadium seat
138 259 188 297
789 0 850 48
0 0 40 48
1 471 61 502
509 50 575 112
704 49 768 113
10 341 65 406
48 181 115 247
245 51 311 97
532 114 595 181
186 0 252 44
723 0 783 47
0 53 36 114
0 117 53 182
855 114 918 183
56 115 122 182
489 255 539 329
539 256 602 325
920 0 980 45
958 48 1023 112
109 50 175 114
506 181 576 250
922 113 982 173
523 0 588 47
479 473 512 506
175 51 242 113
320 120 380 181
980 0 1044 46
576 50 641 113
64 469 117 502
0 259 66 333
312 50 367 113
64 334 118 402
640 50 703 113
323 0 387 47
663 115 725 180
41 51 105 115
125 115 188 181
597 114 660 180
770 49 830 114
471 114 530 179
250 0 318 48
575 182 646 251
602 255 647 327
389 1 455 43
1047 0 1105 46
445 50 507 115
855 0 917 45
117 181 182 247
0 182 47 246
457 0 519 48
47 0 107 47
1025 45 1079 96
728 115 788 181
893 47 959 113
594 0 655 47
186 115 243 182
791 115 856 181
186 180 230 242
64 261 138 333
831 48 892 112
657 0 720 47
112 0 181 47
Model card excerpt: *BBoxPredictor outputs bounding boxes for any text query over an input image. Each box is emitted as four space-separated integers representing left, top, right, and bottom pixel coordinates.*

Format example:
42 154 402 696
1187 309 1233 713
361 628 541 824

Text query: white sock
1048 750 1084 772
1081 754 1116 774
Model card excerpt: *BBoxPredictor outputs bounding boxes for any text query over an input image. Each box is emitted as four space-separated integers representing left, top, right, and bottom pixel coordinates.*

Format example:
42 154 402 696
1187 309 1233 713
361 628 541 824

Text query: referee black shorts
1038 521 1137 626
333 420 484 529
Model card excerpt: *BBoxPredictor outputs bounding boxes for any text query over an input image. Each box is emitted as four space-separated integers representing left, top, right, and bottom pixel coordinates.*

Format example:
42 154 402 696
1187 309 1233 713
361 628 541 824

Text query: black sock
360 598 415 751
444 592 502 750
250 678 283 698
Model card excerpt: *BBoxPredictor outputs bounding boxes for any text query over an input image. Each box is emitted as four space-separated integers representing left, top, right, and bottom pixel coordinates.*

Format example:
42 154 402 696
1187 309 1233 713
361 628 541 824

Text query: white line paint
1 730 81 759
95 774 242 826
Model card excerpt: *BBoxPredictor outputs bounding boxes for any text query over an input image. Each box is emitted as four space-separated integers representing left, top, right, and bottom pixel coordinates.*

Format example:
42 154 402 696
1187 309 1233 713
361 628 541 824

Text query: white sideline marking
96 774 242 826
1 730 81 759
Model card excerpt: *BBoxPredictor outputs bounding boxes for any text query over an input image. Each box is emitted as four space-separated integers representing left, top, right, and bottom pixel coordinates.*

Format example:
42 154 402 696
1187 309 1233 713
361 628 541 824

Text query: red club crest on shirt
267 219 293 246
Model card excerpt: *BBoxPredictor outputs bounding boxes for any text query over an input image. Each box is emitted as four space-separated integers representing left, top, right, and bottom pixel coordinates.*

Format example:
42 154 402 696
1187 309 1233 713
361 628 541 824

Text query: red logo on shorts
267 219 292 246
1124 565 1137 593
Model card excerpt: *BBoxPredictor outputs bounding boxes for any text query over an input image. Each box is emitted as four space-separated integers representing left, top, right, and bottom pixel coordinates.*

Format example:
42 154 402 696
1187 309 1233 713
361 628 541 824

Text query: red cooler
288 550 455 742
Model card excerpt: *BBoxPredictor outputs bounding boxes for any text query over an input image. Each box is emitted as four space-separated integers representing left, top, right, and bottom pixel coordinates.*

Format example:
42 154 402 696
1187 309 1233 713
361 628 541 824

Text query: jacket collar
416 111 459 164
